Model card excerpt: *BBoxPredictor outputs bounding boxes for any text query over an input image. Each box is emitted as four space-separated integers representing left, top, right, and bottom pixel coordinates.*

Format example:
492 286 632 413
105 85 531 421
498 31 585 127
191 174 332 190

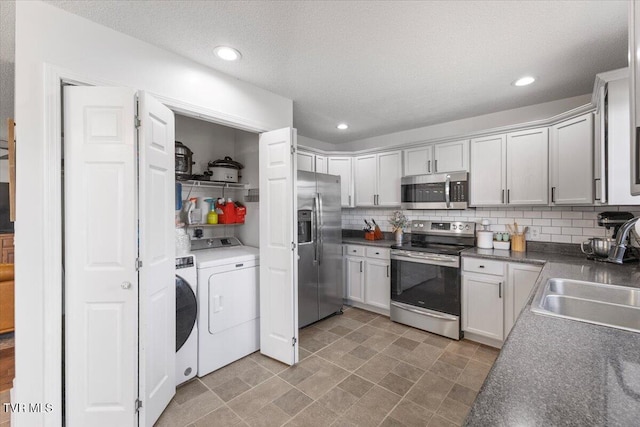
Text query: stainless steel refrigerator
297 171 344 328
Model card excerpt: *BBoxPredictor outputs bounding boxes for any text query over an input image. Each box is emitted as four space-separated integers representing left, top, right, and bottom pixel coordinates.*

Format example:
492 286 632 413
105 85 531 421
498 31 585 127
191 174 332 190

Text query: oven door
390 251 461 339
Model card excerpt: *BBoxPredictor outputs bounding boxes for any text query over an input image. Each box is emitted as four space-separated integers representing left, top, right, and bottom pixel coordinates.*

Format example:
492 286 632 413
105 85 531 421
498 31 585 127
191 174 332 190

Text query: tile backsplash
342 206 640 244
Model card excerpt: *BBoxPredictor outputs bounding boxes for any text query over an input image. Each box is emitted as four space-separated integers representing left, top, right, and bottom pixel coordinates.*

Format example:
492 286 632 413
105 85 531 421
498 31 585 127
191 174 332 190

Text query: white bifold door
64 87 175 427
259 128 299 366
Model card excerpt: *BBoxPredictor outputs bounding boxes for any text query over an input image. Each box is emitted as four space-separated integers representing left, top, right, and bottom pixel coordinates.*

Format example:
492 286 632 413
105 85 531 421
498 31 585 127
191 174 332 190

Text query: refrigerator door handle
313 194 319 264
317 192 323 265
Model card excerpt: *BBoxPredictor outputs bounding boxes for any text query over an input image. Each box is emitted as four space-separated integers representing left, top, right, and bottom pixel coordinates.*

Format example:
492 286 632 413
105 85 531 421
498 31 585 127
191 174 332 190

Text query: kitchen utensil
371 219 384 240
364 219 372 231
175 141 195 180
511 233 526 252
581 237 616 258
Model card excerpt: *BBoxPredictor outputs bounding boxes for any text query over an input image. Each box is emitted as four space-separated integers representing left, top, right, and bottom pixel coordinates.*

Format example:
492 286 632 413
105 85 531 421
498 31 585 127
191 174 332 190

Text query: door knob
121 281 132 290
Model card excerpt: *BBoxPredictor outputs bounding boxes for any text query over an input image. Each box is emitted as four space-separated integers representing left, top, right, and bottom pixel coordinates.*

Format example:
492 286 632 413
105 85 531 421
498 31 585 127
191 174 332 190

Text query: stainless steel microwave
401 172 468 209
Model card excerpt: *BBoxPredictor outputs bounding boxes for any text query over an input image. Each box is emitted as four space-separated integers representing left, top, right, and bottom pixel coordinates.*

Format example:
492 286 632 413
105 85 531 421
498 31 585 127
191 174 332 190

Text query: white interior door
259 127 298 365
64 87 138 427
137 92 176 426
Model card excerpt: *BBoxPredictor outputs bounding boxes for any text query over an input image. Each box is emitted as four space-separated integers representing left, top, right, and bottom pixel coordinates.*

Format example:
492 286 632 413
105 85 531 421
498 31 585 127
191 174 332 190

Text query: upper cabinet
315 155 327 174
470 128 548 206
354 151 401 207
506 128 549 205
549 114 593 205
403 140 469 176
327 156 354 207
297 151 315 172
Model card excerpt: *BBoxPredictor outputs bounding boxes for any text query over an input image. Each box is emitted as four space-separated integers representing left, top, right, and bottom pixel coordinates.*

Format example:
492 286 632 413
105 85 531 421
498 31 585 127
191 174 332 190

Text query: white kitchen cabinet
504 263 542 337
315 155 327 174
506 128 549 205
327 156 354 207
462 274 504 342
434 140 469 173
297 151 315 172
344 245 391 314
345 256 365 303
550 114 593 205
404 145 433 176
354 151 401 207
470 134 507 206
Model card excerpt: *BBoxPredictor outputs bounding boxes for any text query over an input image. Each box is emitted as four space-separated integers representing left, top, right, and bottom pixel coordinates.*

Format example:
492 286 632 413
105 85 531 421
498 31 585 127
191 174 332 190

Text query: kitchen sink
531 278 640 333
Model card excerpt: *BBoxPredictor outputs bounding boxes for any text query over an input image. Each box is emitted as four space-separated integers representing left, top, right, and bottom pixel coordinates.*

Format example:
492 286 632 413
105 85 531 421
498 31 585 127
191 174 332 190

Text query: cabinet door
506 128 549 205
470 135 506 206
327 157 353 207
354 154 377 206
346 257 365 303
434 140 469 173
550 114 593 205
504 263 542 337
404 146 432 176
297 152 315 172
364 259 390 310
462 274 504 341
315 155 328 174
376 151 402 206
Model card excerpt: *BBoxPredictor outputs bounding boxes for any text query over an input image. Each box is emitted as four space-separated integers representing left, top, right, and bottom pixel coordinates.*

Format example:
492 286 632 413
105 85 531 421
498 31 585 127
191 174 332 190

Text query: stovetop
392 220 476 256
391 242 472 256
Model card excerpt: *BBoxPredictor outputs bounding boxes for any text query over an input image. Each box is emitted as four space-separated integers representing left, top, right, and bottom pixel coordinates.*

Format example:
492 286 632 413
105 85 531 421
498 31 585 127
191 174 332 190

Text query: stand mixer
582 212 638 262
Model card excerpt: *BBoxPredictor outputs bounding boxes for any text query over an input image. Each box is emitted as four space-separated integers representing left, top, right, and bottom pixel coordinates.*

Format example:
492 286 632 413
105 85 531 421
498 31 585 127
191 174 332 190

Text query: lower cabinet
462 257 542 346
344 245 391 314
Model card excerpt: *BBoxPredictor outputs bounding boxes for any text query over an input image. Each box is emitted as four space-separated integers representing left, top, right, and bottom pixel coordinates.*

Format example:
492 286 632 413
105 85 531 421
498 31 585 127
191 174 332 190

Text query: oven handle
445 174 451 208
391 302 458 321
391 253 459 266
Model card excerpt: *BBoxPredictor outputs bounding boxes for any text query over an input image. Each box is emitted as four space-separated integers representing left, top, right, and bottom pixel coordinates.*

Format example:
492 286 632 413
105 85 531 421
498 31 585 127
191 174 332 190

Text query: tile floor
156 307 498 427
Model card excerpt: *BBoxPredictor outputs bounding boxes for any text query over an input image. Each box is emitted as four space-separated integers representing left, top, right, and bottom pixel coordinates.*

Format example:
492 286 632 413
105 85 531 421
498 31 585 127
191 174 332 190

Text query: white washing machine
175 255 198 386
191 237 260 377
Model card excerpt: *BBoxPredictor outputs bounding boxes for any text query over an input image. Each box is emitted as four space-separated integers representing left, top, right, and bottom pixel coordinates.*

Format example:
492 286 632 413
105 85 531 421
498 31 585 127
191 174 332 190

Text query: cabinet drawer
345 245 365 257
463 258 504 276
365 247 390 260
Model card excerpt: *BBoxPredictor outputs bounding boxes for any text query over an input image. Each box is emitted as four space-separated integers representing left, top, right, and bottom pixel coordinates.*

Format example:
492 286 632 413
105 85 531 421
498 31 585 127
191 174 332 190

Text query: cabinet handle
479 265 485 269
387 265 390 277
551 186 556 203
507 189 510 204
499 282 502 298
428 160 431 173
594 179 600 202
435 159 438 172
348 195 351 205
501 189 505 204
360 261 363 273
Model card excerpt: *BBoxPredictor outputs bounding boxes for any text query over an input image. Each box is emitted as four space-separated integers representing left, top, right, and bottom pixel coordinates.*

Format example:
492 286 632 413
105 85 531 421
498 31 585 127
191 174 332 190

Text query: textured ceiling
3 1 630 144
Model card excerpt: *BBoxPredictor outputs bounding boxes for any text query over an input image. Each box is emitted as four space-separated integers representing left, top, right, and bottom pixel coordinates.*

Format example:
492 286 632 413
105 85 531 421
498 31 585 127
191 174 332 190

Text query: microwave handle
445 174 451 208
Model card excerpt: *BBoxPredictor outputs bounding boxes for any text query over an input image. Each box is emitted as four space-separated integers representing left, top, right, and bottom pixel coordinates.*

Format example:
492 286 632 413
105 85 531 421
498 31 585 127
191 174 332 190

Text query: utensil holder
511 233 526 252
365 231 376 240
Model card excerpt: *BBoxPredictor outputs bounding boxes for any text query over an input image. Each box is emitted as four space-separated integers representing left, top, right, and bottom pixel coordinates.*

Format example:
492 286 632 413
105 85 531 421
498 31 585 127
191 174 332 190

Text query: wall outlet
528 226 541 240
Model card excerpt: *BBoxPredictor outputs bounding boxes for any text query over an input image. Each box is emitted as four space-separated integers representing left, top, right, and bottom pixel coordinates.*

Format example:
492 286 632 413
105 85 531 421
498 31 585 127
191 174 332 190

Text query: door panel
297 171 319 328
209 267 260 333
506 128 549 205
259 128 298 365
364 260 390 310
64 87 138 427
346 257 365 303
138 92 176 426
327 157 353 207
377 151 402 206
404 146 432 176
462 275 503 341
470 135 506 206
354 155 376 206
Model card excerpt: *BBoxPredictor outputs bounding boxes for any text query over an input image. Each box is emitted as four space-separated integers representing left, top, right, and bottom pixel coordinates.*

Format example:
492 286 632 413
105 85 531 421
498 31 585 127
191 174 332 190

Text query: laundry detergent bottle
205 198 218 224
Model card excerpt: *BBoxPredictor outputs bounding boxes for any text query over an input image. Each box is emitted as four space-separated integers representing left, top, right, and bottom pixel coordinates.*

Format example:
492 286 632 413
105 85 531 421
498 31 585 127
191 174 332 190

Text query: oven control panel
411 220 476 236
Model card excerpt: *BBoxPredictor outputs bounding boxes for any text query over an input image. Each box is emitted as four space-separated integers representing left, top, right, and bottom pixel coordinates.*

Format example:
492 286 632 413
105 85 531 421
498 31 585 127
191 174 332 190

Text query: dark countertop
341 237 398 248
461 247 586 265
464 254 640 426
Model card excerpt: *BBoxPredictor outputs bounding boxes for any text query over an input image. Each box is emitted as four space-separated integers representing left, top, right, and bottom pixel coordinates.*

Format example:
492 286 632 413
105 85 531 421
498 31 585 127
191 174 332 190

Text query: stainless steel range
390 220 476 340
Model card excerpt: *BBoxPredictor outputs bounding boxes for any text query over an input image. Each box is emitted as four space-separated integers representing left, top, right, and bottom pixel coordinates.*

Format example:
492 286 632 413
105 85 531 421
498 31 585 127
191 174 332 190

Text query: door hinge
135 399 142 413
292 337 297 346
291 242 296 251
134 116 141 128
135 258 143 271
291 146 296 154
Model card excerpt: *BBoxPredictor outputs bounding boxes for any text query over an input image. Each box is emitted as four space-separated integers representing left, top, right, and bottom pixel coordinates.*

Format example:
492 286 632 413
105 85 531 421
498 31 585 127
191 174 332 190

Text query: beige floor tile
279 364 314 386
348 345 377 361
329 325 353 336
456 360 491 391
156 388 225 427
392 361 425 382
402 327 435 342
472 344 500 365
437 351 470 370
296 361 350 399
192 405 243 427
200 358 255 389
435 397 470 426
317 386 359 415
369 316 409 335
285 401 338 427
248 352 289 374
400 343 443 371
338 374 374 398
447 383 478 406
330 416 359 427
212 377 252 402
228 376 292 419
343 330 369 344
445 340 479 358
273 388 313 416
378 372 414 396
175 379 210 404
388 399 434 427
299 337 329 353
299 348 313 361
244 403 291 427
238 361 275 387
317 339 366 371
342 386 401 426
406 372 454 411
355 353 400 383
428 414 458 427
312 330 342 346
429 360 463 382
342 308 379 324
423 334 454 349
392 337 421 351
380 416 406 427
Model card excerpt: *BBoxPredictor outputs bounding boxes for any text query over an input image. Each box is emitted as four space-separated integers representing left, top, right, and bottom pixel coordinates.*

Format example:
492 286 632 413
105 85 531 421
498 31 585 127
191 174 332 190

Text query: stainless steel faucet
607 217 640 264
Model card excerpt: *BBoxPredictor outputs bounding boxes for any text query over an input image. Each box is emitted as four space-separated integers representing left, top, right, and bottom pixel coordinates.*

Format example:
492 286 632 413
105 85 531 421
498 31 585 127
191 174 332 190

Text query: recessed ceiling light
337 123 349 130
513 76 536 87
214 46 242 61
